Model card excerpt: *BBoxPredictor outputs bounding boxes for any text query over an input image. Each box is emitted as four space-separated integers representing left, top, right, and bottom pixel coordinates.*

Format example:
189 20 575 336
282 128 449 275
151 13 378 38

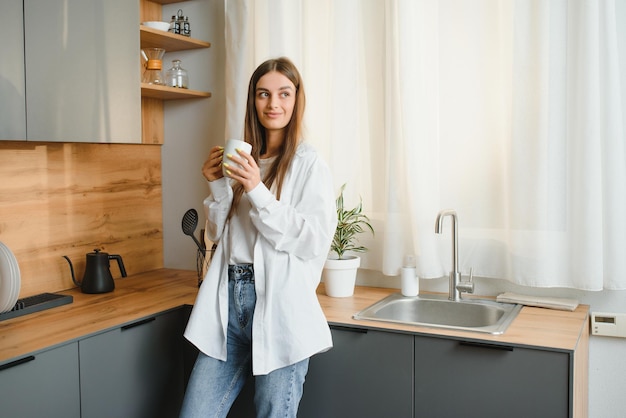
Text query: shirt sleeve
245 152 336 261
246 181 276 209
203 177 233 242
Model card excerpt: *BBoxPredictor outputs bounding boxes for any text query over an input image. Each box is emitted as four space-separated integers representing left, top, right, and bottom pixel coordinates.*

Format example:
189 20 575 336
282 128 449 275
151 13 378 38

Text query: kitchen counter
1 268 589 362
317 284 590 351
0 269 588 417
0 269 199 364
316 283 590 418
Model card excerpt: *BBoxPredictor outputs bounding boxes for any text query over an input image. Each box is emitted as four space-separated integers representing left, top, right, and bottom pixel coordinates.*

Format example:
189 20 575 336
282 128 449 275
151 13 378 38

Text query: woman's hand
223 149 261 192
202 146 225 182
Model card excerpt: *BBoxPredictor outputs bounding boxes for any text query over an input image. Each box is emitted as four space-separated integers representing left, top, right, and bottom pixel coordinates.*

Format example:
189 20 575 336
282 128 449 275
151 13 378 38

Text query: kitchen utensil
0 241 21 313
182 209 204 251
141 48 166 85
63 249 127 294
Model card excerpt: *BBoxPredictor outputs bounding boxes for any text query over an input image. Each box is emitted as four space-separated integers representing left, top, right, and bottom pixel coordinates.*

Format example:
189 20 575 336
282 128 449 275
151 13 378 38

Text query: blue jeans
180 265 309 418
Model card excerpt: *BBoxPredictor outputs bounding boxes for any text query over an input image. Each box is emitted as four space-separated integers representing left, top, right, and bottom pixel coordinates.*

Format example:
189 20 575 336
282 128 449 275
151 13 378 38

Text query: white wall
162 2 626 417
162 0 225 273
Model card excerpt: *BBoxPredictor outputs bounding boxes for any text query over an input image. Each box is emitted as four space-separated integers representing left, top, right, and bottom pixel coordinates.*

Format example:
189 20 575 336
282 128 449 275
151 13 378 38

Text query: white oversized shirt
184 142 337 375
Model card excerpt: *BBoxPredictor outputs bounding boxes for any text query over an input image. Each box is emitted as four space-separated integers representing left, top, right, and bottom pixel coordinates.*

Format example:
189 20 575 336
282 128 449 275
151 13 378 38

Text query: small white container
142 21 171 32
400 255 419 297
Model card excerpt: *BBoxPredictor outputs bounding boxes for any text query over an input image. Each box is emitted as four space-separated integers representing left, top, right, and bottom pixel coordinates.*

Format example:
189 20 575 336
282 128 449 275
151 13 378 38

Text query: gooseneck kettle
63 249 127 294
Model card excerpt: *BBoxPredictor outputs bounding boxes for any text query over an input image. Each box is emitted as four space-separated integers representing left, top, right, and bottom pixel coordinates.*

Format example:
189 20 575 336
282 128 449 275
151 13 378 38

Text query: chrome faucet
435 209 474 301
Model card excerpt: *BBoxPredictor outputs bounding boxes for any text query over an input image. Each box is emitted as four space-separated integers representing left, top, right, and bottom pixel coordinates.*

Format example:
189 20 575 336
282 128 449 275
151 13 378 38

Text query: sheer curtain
224 0 626 290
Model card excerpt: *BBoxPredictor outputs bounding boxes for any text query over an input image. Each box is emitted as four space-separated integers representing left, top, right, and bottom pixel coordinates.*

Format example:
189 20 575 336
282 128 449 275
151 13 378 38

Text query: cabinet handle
459 341 514 351
330 325 368 334
0 355 35 372
121 317 156 331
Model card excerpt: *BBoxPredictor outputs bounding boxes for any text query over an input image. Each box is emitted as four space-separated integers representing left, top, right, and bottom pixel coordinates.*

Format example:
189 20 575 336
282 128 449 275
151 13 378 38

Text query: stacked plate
0 241 21 313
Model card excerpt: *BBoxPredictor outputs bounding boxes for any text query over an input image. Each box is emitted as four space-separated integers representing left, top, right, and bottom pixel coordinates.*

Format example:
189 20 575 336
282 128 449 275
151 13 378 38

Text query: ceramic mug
223 139 252 177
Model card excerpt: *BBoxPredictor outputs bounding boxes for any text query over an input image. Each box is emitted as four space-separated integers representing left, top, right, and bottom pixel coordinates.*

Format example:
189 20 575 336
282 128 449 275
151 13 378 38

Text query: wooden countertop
317 284 590 351
0 269 199 364
0 269 589 365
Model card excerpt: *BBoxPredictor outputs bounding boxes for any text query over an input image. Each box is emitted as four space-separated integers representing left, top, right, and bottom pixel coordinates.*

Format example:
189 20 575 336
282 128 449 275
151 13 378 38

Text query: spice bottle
169 15 180 35
183 16 191 37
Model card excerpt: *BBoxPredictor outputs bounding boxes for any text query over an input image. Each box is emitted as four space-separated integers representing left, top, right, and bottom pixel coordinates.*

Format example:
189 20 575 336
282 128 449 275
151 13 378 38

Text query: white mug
223 139 252 177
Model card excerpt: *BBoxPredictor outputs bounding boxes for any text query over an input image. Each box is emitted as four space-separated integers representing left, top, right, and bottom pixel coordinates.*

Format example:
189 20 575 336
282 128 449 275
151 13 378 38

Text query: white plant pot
322 256 360 298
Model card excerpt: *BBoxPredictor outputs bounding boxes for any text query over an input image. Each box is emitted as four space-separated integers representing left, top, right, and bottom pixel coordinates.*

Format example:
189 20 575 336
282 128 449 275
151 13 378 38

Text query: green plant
330 184 375 259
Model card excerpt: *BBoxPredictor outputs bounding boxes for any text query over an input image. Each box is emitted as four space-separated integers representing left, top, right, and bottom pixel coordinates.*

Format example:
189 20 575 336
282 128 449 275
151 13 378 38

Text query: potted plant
323 184 375 297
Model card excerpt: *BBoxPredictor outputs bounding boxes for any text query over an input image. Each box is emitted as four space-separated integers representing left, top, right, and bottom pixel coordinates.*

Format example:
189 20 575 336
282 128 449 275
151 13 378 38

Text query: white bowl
142 21 171 32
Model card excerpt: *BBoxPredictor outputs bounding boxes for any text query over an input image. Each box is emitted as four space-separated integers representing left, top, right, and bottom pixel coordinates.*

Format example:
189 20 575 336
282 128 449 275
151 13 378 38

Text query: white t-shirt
227 156 276 265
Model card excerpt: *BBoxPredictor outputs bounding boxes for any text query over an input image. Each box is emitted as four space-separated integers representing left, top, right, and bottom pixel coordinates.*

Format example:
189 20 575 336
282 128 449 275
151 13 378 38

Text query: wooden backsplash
0 141 163 297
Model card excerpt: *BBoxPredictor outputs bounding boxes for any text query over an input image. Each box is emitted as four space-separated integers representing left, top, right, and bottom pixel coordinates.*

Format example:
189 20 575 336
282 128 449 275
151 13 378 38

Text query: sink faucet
435 209 474 301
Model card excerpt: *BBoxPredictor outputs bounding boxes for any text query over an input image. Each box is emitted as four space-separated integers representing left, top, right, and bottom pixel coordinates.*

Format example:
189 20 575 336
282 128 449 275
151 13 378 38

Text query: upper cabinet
0 0 212 143
24 0 142 143
0 0 26 141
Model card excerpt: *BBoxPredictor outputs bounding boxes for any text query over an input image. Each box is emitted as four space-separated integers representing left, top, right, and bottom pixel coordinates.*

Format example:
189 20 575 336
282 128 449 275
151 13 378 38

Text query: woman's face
255 71 296 134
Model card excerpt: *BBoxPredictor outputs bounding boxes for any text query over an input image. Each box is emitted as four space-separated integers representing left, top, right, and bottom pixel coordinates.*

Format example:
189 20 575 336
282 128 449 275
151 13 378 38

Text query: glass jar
165 59 189 89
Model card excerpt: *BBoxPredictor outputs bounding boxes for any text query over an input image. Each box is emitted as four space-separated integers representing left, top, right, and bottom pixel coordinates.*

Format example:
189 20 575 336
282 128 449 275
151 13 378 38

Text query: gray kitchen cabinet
226 325 414 418
0 0 26 140
297 325 414 418
79 308 188 418
414 336 570 418
24 0 141 143
0 342 80 417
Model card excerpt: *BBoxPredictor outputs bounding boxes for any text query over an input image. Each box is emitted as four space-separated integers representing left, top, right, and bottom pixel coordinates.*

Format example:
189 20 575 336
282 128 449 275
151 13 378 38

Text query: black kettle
63 249 127 294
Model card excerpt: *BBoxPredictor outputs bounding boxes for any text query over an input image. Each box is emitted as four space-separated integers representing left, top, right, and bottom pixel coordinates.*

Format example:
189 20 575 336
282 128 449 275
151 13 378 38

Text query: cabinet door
297 326 414 418
0 0 26 140
414 336 570 418
0 342 80 417
24 0 141 143
79 309 187 418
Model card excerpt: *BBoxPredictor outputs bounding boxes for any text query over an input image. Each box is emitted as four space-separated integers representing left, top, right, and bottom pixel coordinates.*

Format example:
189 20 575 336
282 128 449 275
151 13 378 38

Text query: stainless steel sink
353 293 522 334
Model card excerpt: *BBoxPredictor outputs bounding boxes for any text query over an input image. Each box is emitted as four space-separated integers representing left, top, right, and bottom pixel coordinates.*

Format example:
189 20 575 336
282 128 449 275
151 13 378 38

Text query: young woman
180 57 336 417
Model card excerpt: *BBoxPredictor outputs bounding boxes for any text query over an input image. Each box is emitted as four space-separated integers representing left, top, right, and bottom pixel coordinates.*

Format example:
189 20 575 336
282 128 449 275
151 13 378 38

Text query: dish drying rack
0 293 73 322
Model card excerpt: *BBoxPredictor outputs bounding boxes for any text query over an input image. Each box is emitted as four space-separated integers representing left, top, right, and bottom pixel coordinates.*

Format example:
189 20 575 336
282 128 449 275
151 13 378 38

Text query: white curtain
224 0 626 290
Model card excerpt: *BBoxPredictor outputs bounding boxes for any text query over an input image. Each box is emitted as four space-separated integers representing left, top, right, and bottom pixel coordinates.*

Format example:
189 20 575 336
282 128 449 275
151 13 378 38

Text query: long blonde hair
228 57 306 219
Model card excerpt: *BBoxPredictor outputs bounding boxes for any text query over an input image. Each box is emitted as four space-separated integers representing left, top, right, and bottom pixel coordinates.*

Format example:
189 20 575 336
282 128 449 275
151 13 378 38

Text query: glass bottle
175 9 184 36
169 15 180 34
166 59 189 89
183 16 191 37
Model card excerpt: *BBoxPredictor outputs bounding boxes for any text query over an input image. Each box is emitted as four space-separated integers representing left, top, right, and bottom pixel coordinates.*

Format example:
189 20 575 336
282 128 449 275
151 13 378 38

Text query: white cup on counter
223 139 252 177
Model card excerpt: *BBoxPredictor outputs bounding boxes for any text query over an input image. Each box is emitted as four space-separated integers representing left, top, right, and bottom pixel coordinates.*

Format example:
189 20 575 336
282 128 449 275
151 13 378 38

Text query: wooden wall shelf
139 0 211 144
141 83 211 100
140 26 211 51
